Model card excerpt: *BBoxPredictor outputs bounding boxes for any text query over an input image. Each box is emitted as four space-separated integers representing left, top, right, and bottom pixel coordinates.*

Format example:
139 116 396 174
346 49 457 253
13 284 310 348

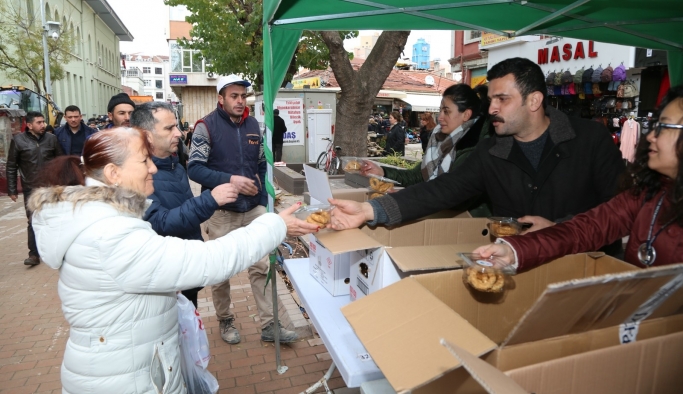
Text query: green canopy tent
262 0 683 207
260 0 683 369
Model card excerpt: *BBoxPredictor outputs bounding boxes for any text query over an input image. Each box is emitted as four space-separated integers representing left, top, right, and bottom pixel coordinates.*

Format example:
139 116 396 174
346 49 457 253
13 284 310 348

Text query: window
155 80 163 89
464 30 482 44
155 67 163 75
170 43 204 73
143 79 151 86
156 92 164 99
143 67 151 74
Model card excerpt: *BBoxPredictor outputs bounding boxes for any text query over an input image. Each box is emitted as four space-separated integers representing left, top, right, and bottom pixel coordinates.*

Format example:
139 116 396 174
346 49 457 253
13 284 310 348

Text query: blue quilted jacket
144 154 217 241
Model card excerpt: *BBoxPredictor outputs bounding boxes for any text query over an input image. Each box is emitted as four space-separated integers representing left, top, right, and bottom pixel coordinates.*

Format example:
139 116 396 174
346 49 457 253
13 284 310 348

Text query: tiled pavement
0 195 353 394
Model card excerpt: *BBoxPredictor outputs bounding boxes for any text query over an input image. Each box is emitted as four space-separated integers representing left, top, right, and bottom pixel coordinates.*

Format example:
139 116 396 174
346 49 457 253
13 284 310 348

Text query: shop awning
402 94 442 112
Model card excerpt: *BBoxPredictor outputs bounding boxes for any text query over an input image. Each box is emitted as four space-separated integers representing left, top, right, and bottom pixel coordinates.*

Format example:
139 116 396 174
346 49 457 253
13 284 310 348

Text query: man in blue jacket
53 105 98 155
189 75 299 344
132 101 238 307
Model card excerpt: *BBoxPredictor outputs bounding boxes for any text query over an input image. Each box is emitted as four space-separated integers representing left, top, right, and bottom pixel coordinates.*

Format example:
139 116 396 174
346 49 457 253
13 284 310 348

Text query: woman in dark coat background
384 111 405 156
419 112 436 153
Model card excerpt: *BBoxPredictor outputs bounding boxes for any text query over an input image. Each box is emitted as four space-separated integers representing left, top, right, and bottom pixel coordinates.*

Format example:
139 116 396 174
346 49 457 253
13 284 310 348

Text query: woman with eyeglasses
474 85 683 271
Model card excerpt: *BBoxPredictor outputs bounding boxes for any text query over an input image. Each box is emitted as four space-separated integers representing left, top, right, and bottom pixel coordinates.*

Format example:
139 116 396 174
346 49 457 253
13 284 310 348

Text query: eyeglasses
652 122 683 138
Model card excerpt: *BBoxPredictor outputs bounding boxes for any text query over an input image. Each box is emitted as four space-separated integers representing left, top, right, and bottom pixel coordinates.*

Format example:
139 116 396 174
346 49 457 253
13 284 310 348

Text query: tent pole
513 0 591 37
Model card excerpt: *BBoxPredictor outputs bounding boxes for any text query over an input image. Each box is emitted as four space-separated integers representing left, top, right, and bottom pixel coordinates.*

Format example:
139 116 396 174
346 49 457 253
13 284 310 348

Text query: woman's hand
472 243 516 268
360 160 384 177
278 203 320 237
328 199 374 230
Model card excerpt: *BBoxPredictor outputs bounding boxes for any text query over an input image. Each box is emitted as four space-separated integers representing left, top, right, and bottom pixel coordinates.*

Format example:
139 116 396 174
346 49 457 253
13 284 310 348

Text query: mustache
490 116 505 123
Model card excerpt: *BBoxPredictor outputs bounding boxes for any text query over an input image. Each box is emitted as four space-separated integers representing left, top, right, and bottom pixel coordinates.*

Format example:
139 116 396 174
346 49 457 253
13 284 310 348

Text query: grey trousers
206 205 273 328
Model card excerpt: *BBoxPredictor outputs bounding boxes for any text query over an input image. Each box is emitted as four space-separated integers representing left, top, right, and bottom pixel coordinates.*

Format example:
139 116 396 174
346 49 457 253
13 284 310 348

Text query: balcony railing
120 67 144 78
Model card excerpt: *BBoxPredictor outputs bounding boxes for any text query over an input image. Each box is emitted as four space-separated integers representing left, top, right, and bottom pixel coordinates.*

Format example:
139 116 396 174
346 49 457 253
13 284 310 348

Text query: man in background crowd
54 105 98 155
106 93 136 128
6 111 63 266
272 108 287 162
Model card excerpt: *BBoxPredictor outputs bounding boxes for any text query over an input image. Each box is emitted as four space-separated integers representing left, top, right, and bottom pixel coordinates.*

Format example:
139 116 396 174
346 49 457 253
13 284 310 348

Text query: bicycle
315 137 342 175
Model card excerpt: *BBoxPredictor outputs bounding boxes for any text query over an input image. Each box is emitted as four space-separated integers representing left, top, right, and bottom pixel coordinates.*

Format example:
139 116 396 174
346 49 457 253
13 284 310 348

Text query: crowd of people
4 56 682 392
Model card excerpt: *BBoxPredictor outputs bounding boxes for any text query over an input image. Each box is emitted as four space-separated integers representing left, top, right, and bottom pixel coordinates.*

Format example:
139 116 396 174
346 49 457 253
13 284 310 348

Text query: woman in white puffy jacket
29 128 318 394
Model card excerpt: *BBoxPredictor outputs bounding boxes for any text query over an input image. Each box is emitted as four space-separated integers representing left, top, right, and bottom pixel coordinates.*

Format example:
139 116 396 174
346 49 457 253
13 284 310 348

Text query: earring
114 183 119 187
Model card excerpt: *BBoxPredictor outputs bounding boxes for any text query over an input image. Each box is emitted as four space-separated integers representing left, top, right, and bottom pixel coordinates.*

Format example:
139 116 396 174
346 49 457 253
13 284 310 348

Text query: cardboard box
342 254 683 393
349 216 490 301
441 326 683 394
505 328 683 394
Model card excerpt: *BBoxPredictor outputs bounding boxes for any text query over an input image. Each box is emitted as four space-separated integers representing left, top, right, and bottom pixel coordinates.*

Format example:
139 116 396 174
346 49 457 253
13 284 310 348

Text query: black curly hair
621 85 683 225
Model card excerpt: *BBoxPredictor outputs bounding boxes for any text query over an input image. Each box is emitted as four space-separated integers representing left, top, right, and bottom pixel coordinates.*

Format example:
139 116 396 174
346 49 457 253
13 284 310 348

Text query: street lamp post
39 0 60 97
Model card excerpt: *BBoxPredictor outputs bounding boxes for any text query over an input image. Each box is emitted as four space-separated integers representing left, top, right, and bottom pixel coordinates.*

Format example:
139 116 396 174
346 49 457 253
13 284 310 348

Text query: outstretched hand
328 198 374 230
472 243 516 268
360 160 383 177
278 203 320 237
518 215 555 235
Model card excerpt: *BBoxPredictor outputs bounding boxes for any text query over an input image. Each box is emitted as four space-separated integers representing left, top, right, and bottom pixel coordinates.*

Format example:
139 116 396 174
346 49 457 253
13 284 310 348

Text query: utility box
254 89 338 163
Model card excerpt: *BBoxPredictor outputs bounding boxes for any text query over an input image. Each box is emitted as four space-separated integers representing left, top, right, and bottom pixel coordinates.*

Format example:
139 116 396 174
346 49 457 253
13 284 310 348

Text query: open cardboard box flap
440 339 528 394
386 243 485 272
342 278 496 393
503 262 683 346
362 217 489 247
343 253 683 393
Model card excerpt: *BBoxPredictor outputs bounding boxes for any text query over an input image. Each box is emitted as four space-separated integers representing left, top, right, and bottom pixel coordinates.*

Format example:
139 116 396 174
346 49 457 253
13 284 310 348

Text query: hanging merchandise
620 118 640 162
546 71 556 85
617 84 625 98
591 65 604 83
622 81 639 98
553 71 563 86
600 65 614 82
561 70 573 84
582 67 594 83
574 67 585 84
613 63 627 81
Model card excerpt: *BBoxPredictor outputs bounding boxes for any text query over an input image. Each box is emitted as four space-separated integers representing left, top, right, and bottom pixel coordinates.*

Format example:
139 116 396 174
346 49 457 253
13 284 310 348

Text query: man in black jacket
329 58 624 254
272 109 287 162
7 111 64 265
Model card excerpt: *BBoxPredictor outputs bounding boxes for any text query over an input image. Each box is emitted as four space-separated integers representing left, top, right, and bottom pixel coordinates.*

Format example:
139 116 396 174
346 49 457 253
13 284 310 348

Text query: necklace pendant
637 243 657 266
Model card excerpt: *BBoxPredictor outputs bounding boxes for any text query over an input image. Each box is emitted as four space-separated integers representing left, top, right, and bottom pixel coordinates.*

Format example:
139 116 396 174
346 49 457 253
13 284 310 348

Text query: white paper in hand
304 165 334 205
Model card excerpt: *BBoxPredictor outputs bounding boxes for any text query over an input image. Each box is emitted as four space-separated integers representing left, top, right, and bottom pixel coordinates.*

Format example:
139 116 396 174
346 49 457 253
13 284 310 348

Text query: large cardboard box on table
342 254 683 393
308 215 490 298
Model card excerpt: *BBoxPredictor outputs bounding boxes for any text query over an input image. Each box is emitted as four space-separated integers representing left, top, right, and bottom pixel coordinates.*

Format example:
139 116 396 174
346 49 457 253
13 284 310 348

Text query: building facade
449 30 488 87
121 54 173 102
0 0 132 119
412 38 430 70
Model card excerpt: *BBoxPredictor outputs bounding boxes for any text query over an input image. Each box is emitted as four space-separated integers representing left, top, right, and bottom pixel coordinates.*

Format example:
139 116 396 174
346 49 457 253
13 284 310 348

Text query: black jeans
23 191 38 257
273 144 283 162
182 287 203 309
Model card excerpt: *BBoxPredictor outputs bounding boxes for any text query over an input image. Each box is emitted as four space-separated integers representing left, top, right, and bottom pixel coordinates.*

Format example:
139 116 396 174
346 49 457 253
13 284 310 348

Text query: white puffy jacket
29 185 286 394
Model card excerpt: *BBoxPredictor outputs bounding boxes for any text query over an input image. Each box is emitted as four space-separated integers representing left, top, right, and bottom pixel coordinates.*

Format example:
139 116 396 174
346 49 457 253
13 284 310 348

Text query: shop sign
274 98 304 146
292 76 321 89
169 74 187 85
480 32 514 47
538 40 598 64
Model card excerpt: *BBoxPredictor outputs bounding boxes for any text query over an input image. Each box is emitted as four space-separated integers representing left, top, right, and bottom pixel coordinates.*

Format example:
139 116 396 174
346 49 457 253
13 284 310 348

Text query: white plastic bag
177 293 218 394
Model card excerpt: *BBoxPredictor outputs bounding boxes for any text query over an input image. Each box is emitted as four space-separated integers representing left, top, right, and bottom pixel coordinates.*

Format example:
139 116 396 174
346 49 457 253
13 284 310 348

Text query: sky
109 1 454 62
344 30 454 63
109 0 170 56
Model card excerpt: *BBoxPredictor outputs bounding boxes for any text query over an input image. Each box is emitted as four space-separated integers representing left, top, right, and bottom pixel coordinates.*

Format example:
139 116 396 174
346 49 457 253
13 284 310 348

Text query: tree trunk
321 31 410 158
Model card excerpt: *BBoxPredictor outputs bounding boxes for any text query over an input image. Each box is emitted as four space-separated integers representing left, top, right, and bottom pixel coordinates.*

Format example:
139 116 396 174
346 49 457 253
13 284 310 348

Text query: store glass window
170 43 204 73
